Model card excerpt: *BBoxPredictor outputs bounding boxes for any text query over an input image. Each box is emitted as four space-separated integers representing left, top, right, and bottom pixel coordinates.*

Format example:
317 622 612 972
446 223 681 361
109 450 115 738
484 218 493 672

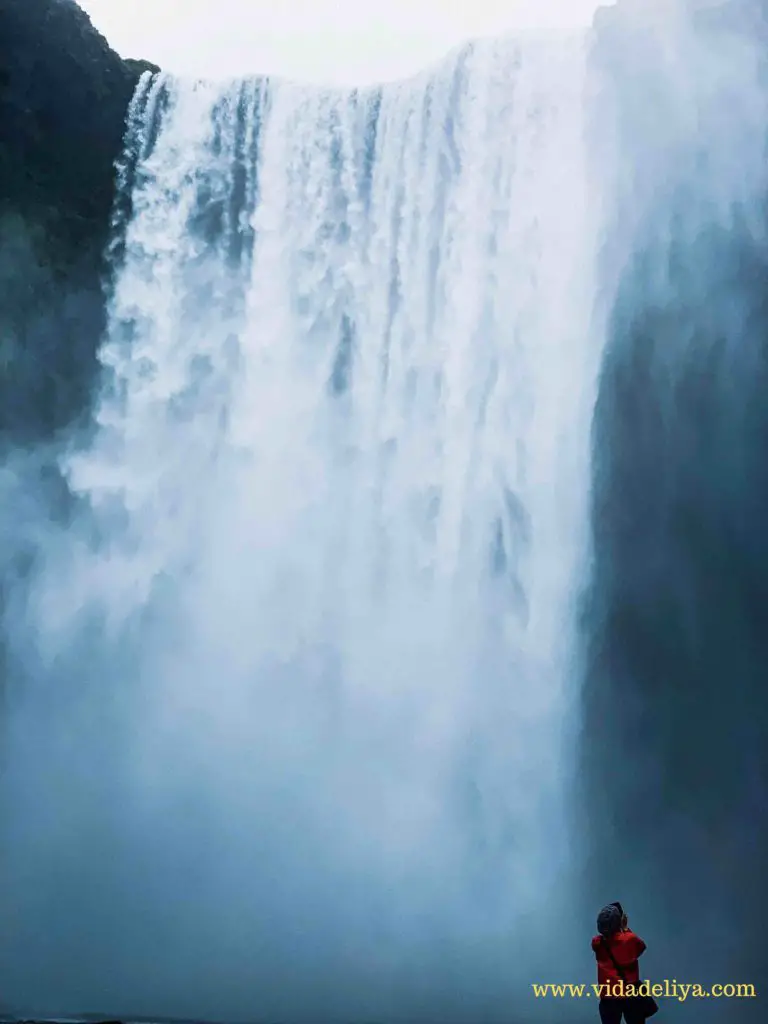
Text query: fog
583 2 768 1019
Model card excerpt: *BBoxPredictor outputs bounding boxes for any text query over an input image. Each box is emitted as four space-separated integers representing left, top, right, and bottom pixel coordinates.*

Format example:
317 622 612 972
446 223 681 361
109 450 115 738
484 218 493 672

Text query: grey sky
80 0 615 84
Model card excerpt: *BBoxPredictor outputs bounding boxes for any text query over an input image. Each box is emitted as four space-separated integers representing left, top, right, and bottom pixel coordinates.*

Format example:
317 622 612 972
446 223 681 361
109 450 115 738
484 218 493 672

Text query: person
591 902 648 1024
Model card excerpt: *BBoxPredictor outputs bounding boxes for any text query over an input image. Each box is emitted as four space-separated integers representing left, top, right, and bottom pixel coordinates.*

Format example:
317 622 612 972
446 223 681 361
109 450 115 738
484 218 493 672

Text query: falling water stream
2 29 610 1024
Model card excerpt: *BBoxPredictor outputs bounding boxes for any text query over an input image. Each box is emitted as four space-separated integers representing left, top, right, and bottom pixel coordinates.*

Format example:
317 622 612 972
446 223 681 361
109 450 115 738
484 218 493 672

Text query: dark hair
597 904 623 937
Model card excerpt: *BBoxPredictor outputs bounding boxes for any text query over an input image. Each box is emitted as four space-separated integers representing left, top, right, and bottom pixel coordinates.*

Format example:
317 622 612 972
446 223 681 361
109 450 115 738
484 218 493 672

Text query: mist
583 1 768 1019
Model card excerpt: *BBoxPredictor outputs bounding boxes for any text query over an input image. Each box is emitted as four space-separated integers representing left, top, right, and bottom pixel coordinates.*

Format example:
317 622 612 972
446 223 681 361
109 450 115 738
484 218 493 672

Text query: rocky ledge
0 0 157 440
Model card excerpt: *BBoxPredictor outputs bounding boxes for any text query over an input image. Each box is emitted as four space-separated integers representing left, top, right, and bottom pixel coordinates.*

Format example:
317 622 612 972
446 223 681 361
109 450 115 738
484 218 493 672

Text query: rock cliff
0 0 157 440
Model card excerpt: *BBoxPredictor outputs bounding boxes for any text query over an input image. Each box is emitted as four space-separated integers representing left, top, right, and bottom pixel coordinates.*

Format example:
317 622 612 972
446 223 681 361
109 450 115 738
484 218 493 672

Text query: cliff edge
1 0 157 250
0 0 157 440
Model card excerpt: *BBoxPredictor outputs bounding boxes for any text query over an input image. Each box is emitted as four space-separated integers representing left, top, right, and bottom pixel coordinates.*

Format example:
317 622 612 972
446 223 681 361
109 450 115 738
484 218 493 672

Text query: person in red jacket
591 902 648 1023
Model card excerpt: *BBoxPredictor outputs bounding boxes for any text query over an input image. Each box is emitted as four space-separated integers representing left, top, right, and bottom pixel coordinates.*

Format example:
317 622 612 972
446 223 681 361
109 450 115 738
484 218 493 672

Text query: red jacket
592 929 646 988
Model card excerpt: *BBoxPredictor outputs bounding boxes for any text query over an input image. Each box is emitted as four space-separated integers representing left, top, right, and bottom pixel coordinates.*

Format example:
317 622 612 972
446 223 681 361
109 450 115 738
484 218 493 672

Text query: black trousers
598 997 647 1024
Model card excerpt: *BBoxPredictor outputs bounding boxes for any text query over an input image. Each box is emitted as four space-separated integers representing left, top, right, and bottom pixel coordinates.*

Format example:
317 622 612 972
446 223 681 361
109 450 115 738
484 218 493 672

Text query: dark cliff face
582 1 768 1014
0 0 156 442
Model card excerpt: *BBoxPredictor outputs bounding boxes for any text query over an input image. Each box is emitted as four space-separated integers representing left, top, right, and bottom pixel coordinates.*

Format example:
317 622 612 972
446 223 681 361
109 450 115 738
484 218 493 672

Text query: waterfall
1 32 606 1023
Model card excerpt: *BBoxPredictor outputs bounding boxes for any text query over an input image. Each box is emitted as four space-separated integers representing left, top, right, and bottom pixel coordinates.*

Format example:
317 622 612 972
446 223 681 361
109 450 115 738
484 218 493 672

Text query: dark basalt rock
0 0 155 249
0 0 157 441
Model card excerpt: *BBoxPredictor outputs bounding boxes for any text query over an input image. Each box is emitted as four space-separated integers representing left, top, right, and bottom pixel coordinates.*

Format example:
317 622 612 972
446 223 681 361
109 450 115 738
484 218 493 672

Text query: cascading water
0 31 607 1024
